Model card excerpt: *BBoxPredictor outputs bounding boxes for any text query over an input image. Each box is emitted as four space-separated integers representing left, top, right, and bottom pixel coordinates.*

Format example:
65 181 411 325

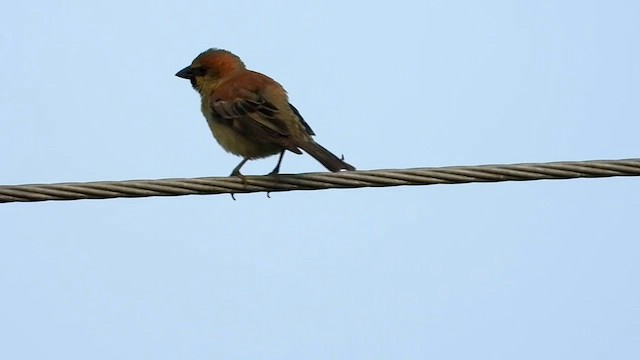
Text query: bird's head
175 48 246 94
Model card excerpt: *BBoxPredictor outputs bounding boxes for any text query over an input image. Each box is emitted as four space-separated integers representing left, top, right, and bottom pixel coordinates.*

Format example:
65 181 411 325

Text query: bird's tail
298 140 356 172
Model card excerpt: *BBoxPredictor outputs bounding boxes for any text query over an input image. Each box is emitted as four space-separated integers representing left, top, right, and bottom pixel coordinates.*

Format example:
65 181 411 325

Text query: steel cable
1 158 639 203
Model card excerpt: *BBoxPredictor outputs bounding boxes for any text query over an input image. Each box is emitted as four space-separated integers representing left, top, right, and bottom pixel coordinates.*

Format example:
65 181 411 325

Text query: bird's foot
229 170 247 200
266 169 281 199
230 169 247 184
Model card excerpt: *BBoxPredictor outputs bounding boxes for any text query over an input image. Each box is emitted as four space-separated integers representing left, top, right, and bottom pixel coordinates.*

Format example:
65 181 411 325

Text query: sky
1 0 639 359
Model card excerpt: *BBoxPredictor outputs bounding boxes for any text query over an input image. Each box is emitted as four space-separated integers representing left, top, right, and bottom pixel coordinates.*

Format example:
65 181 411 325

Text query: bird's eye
193 66 207 76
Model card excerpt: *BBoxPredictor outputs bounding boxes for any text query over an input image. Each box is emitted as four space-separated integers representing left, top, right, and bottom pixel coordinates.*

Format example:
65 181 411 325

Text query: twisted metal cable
1 158 639 203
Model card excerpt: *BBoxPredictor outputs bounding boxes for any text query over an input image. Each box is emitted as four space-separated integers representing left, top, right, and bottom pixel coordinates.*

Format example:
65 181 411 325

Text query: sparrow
175 48 355 178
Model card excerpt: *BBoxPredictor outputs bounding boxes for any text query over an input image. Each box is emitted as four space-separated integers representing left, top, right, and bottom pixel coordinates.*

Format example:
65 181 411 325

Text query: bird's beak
175 66 194 79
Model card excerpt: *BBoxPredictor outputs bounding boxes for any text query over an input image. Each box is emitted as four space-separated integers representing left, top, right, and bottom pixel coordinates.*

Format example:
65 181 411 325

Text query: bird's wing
211 94 301 153
289 103 315 136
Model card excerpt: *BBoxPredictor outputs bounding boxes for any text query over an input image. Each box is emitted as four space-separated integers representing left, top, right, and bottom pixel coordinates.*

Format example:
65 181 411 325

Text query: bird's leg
230 158 250 182
229 158 249 179
268 151 286 176
265 151 286 199
230 158 249 200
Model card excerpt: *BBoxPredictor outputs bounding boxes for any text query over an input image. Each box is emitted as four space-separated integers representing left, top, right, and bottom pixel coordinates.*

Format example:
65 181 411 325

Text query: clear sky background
1 1 639 359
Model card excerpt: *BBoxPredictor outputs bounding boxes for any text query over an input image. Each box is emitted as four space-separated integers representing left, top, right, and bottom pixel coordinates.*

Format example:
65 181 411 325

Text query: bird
175 48 355 179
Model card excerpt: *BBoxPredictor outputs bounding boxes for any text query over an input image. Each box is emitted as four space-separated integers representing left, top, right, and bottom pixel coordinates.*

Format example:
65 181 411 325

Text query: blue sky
1 1 639 359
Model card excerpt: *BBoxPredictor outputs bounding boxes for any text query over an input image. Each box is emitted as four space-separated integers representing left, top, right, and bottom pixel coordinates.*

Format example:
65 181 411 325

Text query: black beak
175 66 194 79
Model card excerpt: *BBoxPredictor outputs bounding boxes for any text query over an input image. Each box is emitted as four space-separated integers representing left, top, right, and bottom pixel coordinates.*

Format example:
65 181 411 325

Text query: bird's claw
229 170 247 200
230 170 247 185
268 169 280 177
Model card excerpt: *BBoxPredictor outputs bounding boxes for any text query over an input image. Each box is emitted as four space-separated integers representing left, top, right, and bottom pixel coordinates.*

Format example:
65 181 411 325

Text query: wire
1 158 639 203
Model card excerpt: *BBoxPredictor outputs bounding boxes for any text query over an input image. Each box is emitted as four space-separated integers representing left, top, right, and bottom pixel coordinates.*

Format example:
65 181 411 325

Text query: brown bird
175 48 355 178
